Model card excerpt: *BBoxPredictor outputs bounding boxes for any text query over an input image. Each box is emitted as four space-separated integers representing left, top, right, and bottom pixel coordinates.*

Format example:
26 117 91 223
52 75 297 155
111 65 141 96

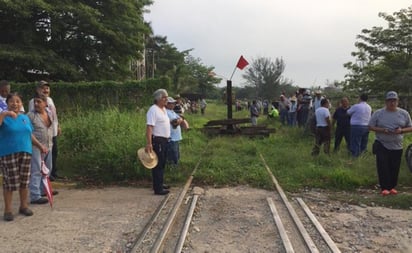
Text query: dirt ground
1 184 412 253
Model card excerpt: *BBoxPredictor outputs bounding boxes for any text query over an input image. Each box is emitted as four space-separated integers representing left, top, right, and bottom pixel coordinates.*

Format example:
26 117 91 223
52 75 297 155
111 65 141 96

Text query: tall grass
58 101 412 208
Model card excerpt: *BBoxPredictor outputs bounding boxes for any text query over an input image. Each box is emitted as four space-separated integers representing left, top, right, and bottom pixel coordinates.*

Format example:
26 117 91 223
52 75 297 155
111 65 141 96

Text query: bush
59 108 147 183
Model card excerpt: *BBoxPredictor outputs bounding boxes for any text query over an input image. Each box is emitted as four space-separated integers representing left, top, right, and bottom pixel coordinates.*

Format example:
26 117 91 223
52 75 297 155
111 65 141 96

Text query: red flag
236 55 249 70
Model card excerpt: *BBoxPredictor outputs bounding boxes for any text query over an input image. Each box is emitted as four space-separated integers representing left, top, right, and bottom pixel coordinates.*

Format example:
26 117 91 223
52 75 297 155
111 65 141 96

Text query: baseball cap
385 91 398 100
37 80 50 88
167 97 176 103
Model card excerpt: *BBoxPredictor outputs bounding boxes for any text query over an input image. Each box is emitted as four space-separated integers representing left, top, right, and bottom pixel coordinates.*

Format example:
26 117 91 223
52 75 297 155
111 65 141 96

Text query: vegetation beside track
58 101 412 208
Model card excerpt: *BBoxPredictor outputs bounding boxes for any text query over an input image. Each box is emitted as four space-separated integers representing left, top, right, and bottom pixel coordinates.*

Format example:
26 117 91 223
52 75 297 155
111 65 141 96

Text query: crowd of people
3 82 410 222
311 91 412 196
247 88 412 197
0 80 60 221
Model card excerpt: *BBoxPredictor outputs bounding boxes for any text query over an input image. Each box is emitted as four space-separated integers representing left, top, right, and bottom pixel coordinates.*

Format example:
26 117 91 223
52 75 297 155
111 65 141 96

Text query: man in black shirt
332 97 351 152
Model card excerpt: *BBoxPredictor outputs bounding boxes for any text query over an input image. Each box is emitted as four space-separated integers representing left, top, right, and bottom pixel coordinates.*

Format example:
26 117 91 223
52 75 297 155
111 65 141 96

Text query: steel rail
149 153 203 253
267 197 295 253
130 194 171 252
260 153 320 253
297 197 341 253
174 194 199 253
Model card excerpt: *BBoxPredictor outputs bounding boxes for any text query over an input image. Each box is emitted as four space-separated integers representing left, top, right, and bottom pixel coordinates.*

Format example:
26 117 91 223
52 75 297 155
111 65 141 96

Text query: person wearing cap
297 90 311 127
369 91 412 196
312 90 324 112
165 97 183 166
287 96 298 126
29 80 61 181
347 93 372 157
145 89 171 195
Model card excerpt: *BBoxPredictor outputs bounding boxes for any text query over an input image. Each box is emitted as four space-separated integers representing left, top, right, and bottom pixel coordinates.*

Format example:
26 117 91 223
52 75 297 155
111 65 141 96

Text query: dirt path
1 185 412 252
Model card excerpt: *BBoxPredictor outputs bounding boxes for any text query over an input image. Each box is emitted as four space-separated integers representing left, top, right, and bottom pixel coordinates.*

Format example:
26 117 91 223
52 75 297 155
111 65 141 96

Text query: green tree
242 57 292 99
180 55 220 98
0 0 152 81
344 6 412 94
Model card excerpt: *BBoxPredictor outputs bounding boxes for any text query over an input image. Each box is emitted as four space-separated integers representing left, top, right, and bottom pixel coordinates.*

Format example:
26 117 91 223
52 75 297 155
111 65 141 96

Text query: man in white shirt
347 93 372 157
311 98 331 156
145 89 171 195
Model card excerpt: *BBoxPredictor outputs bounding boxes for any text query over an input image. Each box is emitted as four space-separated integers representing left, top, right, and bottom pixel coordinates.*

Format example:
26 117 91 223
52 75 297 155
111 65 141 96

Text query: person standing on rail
145 89 171 195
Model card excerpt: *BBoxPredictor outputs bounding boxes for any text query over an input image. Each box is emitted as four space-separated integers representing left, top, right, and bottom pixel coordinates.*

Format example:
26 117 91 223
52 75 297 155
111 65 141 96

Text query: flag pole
229 65 237 81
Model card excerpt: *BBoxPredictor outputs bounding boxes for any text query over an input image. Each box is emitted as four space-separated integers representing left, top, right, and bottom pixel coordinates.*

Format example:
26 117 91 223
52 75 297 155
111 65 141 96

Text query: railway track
127 153 341 253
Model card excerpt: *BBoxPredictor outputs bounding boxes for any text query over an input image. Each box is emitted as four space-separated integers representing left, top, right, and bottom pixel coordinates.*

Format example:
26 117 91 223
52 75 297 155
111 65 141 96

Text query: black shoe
3 212 14 221
154 190 170 195
19 208 33 216
30 197 49 204
163 184 170 189
41 190 59 197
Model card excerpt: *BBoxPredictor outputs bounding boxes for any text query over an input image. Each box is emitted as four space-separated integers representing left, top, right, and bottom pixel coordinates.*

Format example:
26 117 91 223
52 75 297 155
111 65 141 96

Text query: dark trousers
152 137 169 193
374 141 402 191
312 126 331 156
334 126 350 152
51 136 58 177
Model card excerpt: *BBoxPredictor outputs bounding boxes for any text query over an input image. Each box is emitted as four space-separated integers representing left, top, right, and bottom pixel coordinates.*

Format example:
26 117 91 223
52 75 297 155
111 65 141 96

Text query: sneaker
30 197 49 204
381 190 390 196
3 212 13 221
390 189 398 195
19 208 33 216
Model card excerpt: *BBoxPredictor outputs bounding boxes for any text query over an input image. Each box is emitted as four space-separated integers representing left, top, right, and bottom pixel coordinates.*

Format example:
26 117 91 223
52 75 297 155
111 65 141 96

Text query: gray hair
153 89 168 102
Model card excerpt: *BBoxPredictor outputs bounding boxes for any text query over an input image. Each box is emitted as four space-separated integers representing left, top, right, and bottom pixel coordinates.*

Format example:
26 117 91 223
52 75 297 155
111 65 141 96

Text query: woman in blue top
0 93 45 221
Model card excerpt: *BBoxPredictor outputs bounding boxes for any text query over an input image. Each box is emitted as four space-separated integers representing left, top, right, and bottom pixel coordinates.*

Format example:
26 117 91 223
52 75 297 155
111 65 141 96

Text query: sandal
4 212 14 221
19 207 34 216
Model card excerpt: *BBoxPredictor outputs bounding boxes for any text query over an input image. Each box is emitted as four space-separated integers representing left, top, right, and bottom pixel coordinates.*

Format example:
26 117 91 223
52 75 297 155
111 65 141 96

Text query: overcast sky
144 1 411 88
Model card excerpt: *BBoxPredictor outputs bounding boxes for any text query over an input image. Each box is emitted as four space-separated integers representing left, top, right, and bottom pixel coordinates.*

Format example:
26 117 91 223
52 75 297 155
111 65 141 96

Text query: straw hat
137 148 158 169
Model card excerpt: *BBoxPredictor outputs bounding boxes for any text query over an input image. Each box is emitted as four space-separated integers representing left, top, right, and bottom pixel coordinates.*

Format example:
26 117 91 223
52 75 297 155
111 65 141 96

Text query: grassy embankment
58 101 412 209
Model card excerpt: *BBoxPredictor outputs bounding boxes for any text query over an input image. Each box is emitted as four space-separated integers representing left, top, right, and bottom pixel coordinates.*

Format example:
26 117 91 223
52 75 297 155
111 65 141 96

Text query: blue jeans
350 125 369 157
29 147 52 201
167 141 180 165
288 112 297 126
280 109 288 125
